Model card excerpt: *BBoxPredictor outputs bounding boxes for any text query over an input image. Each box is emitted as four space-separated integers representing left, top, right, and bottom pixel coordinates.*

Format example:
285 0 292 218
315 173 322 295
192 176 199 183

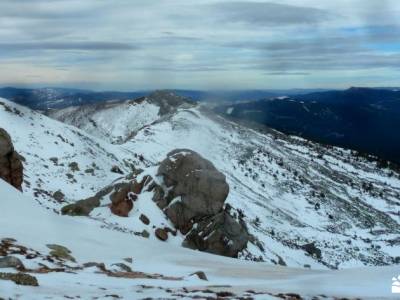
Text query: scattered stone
68 161 80 172
139 214 150 225
141 230 150 239
0 272 38 286
190 271 208 281
46 244 76 262
155 228 168 241
111 263 132 273
49 157 58 165
111 165 124 174
302 242 322 260
52 190 65 202
0 256 24 269
85 168 95 175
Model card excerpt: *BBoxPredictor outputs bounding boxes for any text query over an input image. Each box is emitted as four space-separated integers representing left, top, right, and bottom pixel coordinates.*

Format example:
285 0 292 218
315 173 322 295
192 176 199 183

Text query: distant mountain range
0 87 147 110
2 86 399 164
215 87 400 164
0 87 332 110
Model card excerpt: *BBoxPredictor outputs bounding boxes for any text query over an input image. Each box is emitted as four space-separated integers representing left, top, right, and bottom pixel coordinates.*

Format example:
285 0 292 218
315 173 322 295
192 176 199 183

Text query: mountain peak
146 90 194 115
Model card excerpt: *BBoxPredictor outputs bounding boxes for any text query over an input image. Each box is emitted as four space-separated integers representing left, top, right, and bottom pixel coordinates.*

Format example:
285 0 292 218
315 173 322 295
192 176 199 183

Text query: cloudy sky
1 0 400 90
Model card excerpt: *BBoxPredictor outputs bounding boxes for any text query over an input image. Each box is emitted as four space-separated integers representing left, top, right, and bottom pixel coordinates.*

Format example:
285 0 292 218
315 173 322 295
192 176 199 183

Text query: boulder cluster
62 149 249 258
154 149 249 258
0 128 23 190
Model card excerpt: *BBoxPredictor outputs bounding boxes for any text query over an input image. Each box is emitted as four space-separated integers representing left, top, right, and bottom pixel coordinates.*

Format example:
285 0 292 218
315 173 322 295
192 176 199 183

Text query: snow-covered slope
48 90 194 144
2 93 400 272
0 98 142 207
0 179 398 299
49 94 400 270
48 99 160 144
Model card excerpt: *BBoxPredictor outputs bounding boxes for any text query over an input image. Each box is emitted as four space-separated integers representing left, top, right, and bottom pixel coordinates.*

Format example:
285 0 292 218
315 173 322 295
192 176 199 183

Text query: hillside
19 91 399 269
1 91 400 298
215 87 400 164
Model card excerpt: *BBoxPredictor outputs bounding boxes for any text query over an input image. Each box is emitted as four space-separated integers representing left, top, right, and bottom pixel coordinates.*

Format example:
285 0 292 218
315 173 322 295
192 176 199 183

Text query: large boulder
0 128 23 190
183 211 249 258
156 149 229 233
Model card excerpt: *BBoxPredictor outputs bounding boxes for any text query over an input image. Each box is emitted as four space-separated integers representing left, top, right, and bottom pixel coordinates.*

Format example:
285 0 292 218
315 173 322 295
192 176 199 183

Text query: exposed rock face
155 149 249 257
146 90 193 115
183 211 249 258
157 149 229 233
0 128 23 190
109 182 137 217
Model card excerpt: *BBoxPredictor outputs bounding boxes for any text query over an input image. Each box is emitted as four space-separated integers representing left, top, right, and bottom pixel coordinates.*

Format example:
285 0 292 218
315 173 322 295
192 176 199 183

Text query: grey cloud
212 1 332 26
266 72 310 76
0 41 138 52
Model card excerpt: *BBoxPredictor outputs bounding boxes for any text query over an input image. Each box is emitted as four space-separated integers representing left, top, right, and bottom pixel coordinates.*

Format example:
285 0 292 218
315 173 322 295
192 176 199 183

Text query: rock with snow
0 256 24 269
190 271 208 281
302 242 322 260
109 182 136 217
157 149 229 233
110 165 124 174
0 128 23 190
61 197 100 216
183 211 249 258
139 214 150 225
155 228 168 241
0 272 39 286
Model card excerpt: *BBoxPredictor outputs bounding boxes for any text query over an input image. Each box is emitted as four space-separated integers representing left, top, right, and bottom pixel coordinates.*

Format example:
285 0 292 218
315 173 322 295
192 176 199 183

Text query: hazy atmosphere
1 0 400 90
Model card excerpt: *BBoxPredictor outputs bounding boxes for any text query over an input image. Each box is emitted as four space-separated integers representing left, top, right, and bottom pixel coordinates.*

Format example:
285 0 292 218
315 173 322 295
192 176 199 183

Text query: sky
0 0 400 91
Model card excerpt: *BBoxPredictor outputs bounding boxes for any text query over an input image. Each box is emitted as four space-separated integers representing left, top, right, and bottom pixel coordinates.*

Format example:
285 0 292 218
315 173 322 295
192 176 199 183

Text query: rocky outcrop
61 196 100 216
155 149 249 257
0 272 39 286
61 178 143 218
109 183 136 217
0 128 23 190
302 242 322 260
0 256 24 269
146 90 193 115
157 149 229 233
183 211 249 258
